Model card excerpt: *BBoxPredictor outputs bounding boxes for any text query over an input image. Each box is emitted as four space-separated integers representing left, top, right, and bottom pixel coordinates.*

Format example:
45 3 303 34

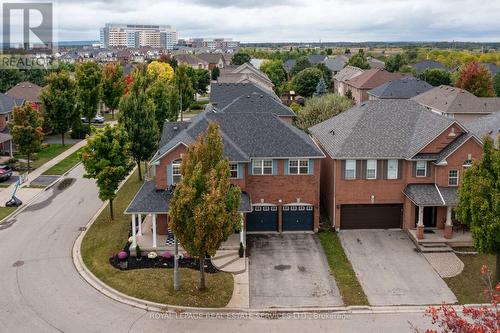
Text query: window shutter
309 159 314 175
382 160 388 180
238 163 244 179
360 160 367 180
412 161 417 177
248 161 253 176
398 160 403 179
427 161 432 177
378 160 383 179
356 160 362 180
284 159 289 175
166 164 172 186
341 160 346 180
272 160 278 175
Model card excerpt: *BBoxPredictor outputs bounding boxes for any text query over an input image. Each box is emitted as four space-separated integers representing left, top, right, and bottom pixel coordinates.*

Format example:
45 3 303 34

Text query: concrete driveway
247 234 343 308
339 230 457 306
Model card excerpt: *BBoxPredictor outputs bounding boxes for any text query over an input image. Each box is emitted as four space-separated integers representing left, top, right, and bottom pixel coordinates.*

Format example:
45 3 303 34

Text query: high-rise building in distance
99 23 178 50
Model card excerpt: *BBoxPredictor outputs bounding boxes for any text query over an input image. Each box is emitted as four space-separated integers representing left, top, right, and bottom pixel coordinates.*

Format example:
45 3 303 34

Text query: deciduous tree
290 56 312 76
418 68 452 87
292 67 323 97
493 72 500 97
10 104 43 170
76 62 103 127
169 122 241 290
147 61 174 83
230 52 251 65
147 79 180 128
80 124 132 220
102 63 125 119
455 61 495 97
347 51 371 69
175 64 195 115
385 54 406 72
295 93 353 131
211 67 220 80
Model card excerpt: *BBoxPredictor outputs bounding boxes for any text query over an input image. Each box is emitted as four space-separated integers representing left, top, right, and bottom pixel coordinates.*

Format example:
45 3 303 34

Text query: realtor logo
2 2 53 50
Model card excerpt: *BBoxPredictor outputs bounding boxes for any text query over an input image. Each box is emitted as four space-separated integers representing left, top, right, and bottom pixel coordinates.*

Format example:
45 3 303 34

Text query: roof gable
5 81 42 102
346 68 406 89
209 82 279 109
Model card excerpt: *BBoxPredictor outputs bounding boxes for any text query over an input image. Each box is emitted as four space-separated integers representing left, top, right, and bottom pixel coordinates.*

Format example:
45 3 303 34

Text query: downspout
333 159 336 230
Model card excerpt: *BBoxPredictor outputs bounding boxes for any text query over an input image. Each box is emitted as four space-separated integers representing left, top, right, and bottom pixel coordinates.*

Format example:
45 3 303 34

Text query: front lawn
318 229 369 305
81 169 234 308
444 252 496 304
15 144 73 170
0 206 16 221
43 147 84 175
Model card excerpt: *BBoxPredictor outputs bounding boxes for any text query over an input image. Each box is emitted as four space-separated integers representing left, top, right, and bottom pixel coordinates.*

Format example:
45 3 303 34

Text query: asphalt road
0 165 433 332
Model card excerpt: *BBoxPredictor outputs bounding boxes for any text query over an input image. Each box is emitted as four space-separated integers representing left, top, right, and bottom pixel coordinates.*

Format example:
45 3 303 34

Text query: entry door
415 206 437 228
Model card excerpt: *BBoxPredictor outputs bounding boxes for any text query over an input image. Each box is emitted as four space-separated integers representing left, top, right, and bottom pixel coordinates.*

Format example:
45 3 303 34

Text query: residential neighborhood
0 1 499 332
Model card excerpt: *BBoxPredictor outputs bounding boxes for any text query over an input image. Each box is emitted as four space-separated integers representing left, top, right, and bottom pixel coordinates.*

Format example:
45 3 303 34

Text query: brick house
309 99 483 244
332 65 363 96
125 103 323 254
5 81 42 111
0 93 23 156
343 68 406 104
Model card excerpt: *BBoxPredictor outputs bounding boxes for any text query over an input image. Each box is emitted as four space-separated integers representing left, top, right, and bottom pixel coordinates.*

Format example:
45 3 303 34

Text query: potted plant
238 242 245 258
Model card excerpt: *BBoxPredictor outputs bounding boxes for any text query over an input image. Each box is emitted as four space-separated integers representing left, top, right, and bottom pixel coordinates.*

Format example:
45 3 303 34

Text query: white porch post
445 206 453 226
138 214 142 236
131 214 137 248
444 206 453 239
239 213 245 246
152 214 157 248
9 140 13 158
417 206 424 227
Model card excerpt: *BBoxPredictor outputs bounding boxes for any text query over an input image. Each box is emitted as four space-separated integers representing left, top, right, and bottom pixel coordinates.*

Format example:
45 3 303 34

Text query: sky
5 0 500 42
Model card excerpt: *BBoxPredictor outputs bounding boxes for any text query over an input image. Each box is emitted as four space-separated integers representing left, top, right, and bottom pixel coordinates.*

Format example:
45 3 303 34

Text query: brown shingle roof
346 68 406 89
5 81 42 102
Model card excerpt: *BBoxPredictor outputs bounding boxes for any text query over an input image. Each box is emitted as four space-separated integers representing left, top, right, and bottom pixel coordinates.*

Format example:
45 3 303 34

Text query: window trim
252 159 273 175
448 169 459 186
387 159 398 180
415 161 427 177
172 159 182 184
366 159 377 180
229 162 238 179
345 159 356 180
289 159 309 175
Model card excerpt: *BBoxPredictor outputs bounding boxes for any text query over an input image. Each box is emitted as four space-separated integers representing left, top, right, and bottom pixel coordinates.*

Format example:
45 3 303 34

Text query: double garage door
340 204 403 229
246 205 314 232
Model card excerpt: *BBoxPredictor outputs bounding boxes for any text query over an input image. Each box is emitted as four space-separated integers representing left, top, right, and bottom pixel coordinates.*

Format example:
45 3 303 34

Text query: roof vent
329 129 335 135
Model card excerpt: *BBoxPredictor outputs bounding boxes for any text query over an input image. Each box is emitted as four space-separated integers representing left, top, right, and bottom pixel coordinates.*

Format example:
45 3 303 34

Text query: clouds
50 0 500 42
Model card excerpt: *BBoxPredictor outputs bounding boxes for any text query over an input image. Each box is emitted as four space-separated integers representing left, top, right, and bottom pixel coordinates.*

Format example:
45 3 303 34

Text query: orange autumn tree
455 61 495 97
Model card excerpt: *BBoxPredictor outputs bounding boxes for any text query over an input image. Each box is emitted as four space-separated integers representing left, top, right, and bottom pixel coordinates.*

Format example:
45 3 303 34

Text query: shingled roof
413 60 446 75
5 81 42 102
368 77 433 99
210 82 280 109
0 93 24 114
218 91 295 117
309 99 455 159
465 112 500 147
346 68 406 89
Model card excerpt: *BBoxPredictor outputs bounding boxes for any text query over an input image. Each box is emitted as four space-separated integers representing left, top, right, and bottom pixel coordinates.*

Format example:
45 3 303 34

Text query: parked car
0 165 13 182
81 115 105 124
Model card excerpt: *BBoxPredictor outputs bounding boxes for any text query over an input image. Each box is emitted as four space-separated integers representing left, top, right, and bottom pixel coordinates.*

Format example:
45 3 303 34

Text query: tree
314 77 327 96
119 71 159 181
10 104 43 170
148 79 180 128
0 69 24 92
168 122 241 290
211 67 220 80
294 93 354 131
147 61 174 83
347 51 371 69
385 54 406 72
102 63 125 119
400 65 416 76
455 61 495 97
40 71 78 145
494 73 500 97
192 69 210 95
418 69 452 87
260 59 287 93
175 64 195 115
315 62 332 83
326 48 333 56
456 136 500 283
290 56 312 76
80 124 132 220
292 67 323 97
22 68 48 87
231 52 251 65
76 62 103 127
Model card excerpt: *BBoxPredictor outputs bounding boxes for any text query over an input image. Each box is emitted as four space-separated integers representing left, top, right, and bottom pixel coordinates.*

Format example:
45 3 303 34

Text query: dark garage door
282 205 314 231
341 204 402 229
246 205 278 232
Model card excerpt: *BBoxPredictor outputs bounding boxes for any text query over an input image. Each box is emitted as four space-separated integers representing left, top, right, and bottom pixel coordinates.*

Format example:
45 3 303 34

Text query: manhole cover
12 260 24 267
78 227 87 231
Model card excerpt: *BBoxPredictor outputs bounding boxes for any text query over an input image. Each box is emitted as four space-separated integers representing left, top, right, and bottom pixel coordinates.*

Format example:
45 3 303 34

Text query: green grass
0 206 17 221
444 252 496 304
318 229 369 306
42 147 84 175
81 169 234 308
15 144 73 170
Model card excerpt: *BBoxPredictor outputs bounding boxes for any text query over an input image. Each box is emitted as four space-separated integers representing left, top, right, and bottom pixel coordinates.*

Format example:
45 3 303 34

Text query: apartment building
100 23 178 50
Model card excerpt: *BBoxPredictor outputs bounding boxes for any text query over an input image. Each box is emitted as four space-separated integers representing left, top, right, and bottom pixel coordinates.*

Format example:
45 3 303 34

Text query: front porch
407 228 473 247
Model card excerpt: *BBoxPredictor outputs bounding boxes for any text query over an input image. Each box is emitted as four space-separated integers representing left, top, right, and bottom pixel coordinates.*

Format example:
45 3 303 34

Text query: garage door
282 205 314 231
341 204 402 229
246 205 278 232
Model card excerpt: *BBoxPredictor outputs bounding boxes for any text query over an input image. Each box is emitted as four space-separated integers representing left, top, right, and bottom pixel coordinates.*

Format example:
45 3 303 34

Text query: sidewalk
0 140 87 209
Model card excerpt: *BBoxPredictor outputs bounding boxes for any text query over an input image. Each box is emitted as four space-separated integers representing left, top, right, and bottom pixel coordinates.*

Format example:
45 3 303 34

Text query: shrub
162 251 173 259
70 123 91 139
117 251 128 260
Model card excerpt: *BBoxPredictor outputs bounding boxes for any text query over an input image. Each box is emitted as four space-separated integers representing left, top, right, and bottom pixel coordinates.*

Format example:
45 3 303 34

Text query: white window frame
252 159 273 175
416 161 427 177
172 159 182 184
387 159 398 180
289 159 309 175
448 170 459 186
229 163 238 179
366 160 377 180
463 160 473 169
345 160 356 180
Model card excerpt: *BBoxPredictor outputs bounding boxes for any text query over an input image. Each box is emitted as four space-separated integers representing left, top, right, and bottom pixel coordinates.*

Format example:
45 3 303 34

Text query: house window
448 170 459 186
366 160 377 179
463 160 473 169
387 159 398 180
416 161 427 177
229 163 238 178
172 159 182 184
252 159 273 175
289 159 309 175
345 160 356 179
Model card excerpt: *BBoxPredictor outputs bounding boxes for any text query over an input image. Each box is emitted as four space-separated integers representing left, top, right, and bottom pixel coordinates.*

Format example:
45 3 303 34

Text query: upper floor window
387 160 398 179
448 170 459 186
345 160 356 180
416 161 427 177
172 159 182 184
252 159 272 175
289 159 309 175
463 159 473 169
229 163 238 178
366 160 377 179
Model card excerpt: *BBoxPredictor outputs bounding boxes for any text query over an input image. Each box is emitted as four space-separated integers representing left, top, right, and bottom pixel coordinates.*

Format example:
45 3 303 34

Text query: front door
415 206 437 228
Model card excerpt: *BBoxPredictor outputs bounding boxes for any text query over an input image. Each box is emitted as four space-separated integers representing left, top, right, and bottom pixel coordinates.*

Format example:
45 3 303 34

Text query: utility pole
174 235 180 291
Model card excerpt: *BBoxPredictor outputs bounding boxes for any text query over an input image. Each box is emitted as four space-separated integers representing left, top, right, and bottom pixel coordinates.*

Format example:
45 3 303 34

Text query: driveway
247 234 343 308
339 230 457 306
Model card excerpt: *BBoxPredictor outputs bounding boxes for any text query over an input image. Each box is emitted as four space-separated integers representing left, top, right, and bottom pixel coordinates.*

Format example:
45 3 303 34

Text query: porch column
152 213 157 248
9 140 12 158
137 214 142 236
444 206 453 239
131 214 137 248
416 206 424 240
239 213 245 247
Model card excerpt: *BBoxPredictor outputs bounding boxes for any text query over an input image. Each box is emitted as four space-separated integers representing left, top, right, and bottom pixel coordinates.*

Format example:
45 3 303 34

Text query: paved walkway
0 140 87 209
423 252 465 278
